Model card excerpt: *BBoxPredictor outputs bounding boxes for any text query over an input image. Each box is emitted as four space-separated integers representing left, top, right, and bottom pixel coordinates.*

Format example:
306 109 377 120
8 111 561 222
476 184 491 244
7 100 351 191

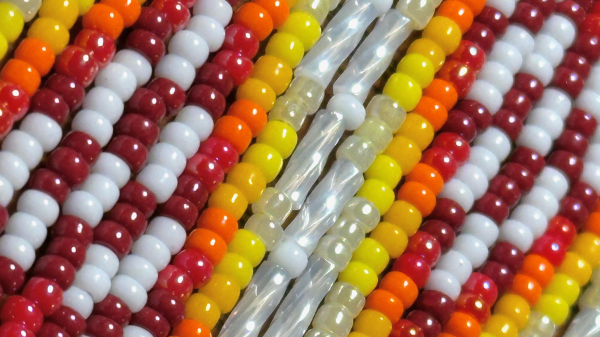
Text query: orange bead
405 163 444 195
185 228 228 265
14 38 55 76
252 0 289 28
82 4 124 40
0 59 41 96
227 99 267 137
101 0 141 27
510 273 542 306
444 312 481 337
379 272 418 308
212 116 253 153
172 319 211 337
439 334 457 337
520 254 554 288
593 202 600 213
233 3 273 41
423 79 458 111
397 181 436 216
365 289 404 323
460 0 486 15
583 212 600 237
196 208 238 244
413 96 448 131
437 0 474 33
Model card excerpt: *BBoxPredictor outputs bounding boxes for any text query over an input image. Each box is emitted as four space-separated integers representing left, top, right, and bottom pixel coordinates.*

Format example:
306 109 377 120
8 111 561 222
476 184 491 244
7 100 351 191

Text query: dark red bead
223 24 259 58
195 63 234 96
559 196 589 227
173 249 213 288
86 315 123 337
150 0 190 32
0 322 34 337
37 323 69 337
74 29 116 68
405 232 442 267
46 237 86 269
556 0 585 25
154 265 194 301
454 293 490 323
0 257 25 295
582 15 600 36
531 234 567 266
566 108 597 138
429 198 466 231
573 0 593 12
186 84 226 120
51 215 93 246
146 289 185 326
126 29 165 66
93 295 132 327
473 192 509 224
511 2 544 32
449 36 486 71
107 203 148 240
22 278 63 316
46 147 89 187
502 89 532 120
392 253 431 289
407 310 440 337
475 6 508 35
523 0 556 17
115 114 160 147
554 130 589 157
437 60 476 98
107 135 148 173
569 181 598 212
198 136 239 173
48 306 86 337
135 7 172 40
415 290 455 324
462 272 498 306
147 78 186 116
174 174 209 210
547 215 577 247
547 150 583 182
126 88 167 123
0 106 12 138
552 66 584 98
119 181 158 218
571 31 600 63
55 46 99 87
184 153 225 192
462 22 495 52
510 147 545 175
440 110 477 142
487 175 521 207
479 261 514 294
420 220 455 253
492 109 523 141
29 89 69 125
456 100 492 131
29 169 70 205
130 307 169 337
45 74 85 111
591 1 600 15
513 73 544 102
61 131 101 165
0 296 44 333
32 255 76 291
391 319 424 337
561 52 591 79
94 221 134 258
0 81 28 121
489 242 524 274
500 163 534 192
213 50 253 86
159 196 199 231
420 148 457 182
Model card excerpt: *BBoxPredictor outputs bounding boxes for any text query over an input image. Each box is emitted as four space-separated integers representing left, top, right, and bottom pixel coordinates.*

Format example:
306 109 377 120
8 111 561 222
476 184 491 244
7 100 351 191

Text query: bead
0 3 23 42
62 285 94 318
32 255 75 290
242 143 282 183
186 84 226 119
154 54 196 91
130 307 169 337
109 275 147 314
101 0 141 27
456 293 489 324
421 148 457 182
215 252 253 288
480 261 514 294
453 234 487 268
356 179 395 214
266 32 304 68
228 229 265 268
184 293 220 329
150 0 190 32
278 11 320 50
558 252 592 286
383 73 422 111
339 261 378 296
146 217 186 254
438 61 476 99
383 136 421 175
422 16 461 55
490 242 524 274
82 4 124 40
172 319 211 337
26 18 69 56
131 234 171 271
365 289 403 323
0 296 43 333
397 53 435 88
155 265 193 301
48 306 86 336
236 78 277 111
571 233 600 268
85 244 118 278
534 294 569 325
483 315 518 337
421 220 455 253
521 254 554 287
21 277 62 316
384 200 422 236
194 63 233 97
545 273 579 305
353 310 393 337
425 269 461 301
437 250 472 285
493 294 530 329
352 238 389 274
462 272 497 306
223 24 258 58
185 229 227 265
463 22 494 52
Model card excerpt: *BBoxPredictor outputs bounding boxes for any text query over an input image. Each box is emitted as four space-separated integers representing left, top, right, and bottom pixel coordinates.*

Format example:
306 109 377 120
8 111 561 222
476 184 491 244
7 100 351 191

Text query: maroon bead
93 295 132 327
420 148 458 182
524 0 556 17
159 196 199 231
48 306 86 337
0 257 25 295
126 88 167 123
561 52 591 79
560 196 589 227
405 231 442 267
29 169 70 205
198 136 239 173
420 220 455 253
186 84 226 120
107 135 148 172
135 7 172 40
146 289 185 326
437 60 476 98
547 215 577 247
174 174 209 210
462 22 495 52
556 0 585 25
147 78 186 116
61 131 102 165
415 290 455 324
440 110 477 142
547 150 583 182
51 215 93 246
552 66 584 98
126 29 165 66
475 6 508 35
45 74 85 111
573 0 593 12
115 112 160 147
74 29 116 68
213 50 253 86
153 265 194 301
569 181 598 212
488 175 521 207
489 242 524 274
107 203 148 240
391 320 424 337
32 255 75 291
173 249 213 288
22 277 63 316
55 46 99 87
46 237 86 269
479 261 514 294
195 63 234 96
130 307 170 337
582 15 600 36
510 147 545 175
0 296 44 333
184 153 225 192
37 323 69 337
450 40 486 74
474 192 509 224
150 0 190 32
492 109 523 141
462 272 498 306
392 253 431 289
571 31 600 63
531 234 567 266
566 108 597 138
223 24 259 59
456 100 492 131
454 293 490 323
554 130 589 157
29 89 69 124
511 2 544 32
94 221 134 258
429 198 466 231
406 310 441 337
0 322 34 337
502 89 532 120
85 315 123 337
46 147 89 187
500 163 534 192
119 181 158 218
513 73 544 102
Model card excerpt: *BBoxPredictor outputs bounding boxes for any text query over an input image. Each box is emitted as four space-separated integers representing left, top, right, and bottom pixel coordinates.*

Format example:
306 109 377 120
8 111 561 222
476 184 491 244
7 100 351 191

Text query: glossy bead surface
195 63 233 96
186 84 226 119
147 289 185 326
392 253 430 289
126 29 165 66
125 88 166 123
93 295 132 326
462 272 497 306
455 293 490 323
0 296 43 333
150 0 190 31
223 23 258 58
48 306 85 336
173 249 213 288
22 277 63 316
74 29 116 68
147 78 185 116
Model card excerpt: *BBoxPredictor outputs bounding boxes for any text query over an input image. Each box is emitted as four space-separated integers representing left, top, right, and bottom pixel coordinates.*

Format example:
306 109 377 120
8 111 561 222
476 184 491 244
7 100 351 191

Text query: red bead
32 255 76 291
107 135 148 173
487 175 521 207
432 133 470 164
530 234 567 266
429 198 466 231
195 63 234 96
547 150 583 182
455 293 490 323
502 89 532 120
392 253 431 289
115 113 162 152
489 242 524 274
523 0 556 17
450 41 485 72
500 163 534 192
61 131 102 165
159 196 199 231
48 306 86 337
93 295 132 326
420 220 455 253
571 31 600 63
554 130 589 157
146 289 185 326
559 196 589 227
107 203 148 240
405 232 442 267
174 174 209 210
46 147 89 187
147 78 186 116
198 136 239 173
213 50 254 86
223 24 259 58
511 2 544 32
37 322 69 337
130 307 170 337
437 61 476 98
391 319 425 337
474 192 509 224
119 181 158 218
51 215 93 246
479 261 514 294
184 153 224 192
150 0 190 32
173 249 213 288
154 265 194 301
510 147 544 175
492 109 523 141
55 46 99 87
86 315 123 337
421 148 458 182
125 29 165 66
94 220 134 258
475 6 508 35
566 108 597 138
135 7 172 41
582 15 600 36
547 215 577 247
556 0 585 25
0 105 12 138
45 74 85 111
46 237 86 269
0 322 34 337
552 66 584 98
74 29 116 68
22 278 63 316
186 84 226 120
0 296 44 333
415 290 455 324
0 257 25 295
440 110 477 142
462 22 495 52
462 272 498 306
573 0 593 12
569 181 598 212
0 81 29 121
407 310 440 337
126 88 167 123
561 52 591 79
29 169 71 205
513 73 544 102
30 89 69 125
456 100 492 131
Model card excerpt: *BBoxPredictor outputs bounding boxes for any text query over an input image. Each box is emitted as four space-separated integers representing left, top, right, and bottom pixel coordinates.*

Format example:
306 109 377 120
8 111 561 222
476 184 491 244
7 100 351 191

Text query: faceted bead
61 131 102 165
415 290 455 324
22 277 63 316
93 295 132 326
502 89 531 120
130 307 169 337
569 181 598 212
213 50 253 86
174 175 209 210
407 310 441 337
547 216 576 247
421 220 455 253
510 147 544 175
475 6 508 35
94 221 133 258
0 256 25 294
462 22 495 52
55 46 99 87
561 52 590 79
223 24 259 58
547 150 583 182
421 148 457 182
47 237 86 269
429 198 466 231
45 74 85 111
455 293 490 323
154 265 194 301
511 2 544 33
48 305 86 336
147 78 186 116
473 193 509 224
489 242 524 274
0 296 44 333
392 253 431 289
500 163 534 192
173 249 213 288
198 136 239 173
405 232 441 267
29 89 69 124
195 63 234 96
146 289 185 326
479 261 514 294
440 110 476 142
46 147 89 187
150 0 190 32
107 135 148 173
450 40 485 72
566 108 597 138
126 29 165 66
29 169 70 205
125 88 167 124
159 196 198 231
391 319 424 337
186 84 226 119
74 29 116 67
135 7 172 40
559 196 588 228
456 100 492 131
0 81 29 121
554 130 588 157
552 67 584 98
119 181 158 218
462 272 498 306
86 315 123 337
492 109 522 141
438 61 476 98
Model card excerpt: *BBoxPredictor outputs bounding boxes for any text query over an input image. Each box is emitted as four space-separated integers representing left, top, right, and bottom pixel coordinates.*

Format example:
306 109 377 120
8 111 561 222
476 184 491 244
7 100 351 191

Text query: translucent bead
315 235 353 270
289 76 325 114
336 135 377 173
269 94 309 131
244 213 283 251
366 94 407 132
519 311 556 337
328 216 366 250
3 0 42 22
325 282 366 318
355 115 393 153
396 0 435 30
313 303 354 336
252 187 292 223
304 329 336 337
292 0 329 24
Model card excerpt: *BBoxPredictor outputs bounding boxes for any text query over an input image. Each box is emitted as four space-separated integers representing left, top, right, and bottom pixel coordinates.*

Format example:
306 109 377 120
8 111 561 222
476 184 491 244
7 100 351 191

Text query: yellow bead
199 273 240 314
39 0 79 28
353 309 393 337
396 53 435 88
265 32 305 68
370 222 408 259
27 17 69 55
237 78 277 112
365 155 402 189
571 232 600 268
493 294 530 329
242 143 283 183
534 294 569 325
422 16 462 55
348 333 370 337
278 11 321 50
352 238 390 274
0 3 23 42
407 38 446 71
185 293 221 329
356 179 395 214
545 273 580 305
383 73 422 111
252 55 293 95
383 136 422 175
208 183 248 220
397 113 434 150
339 261 378 295
383 200 422 236
483 315 518 337
0 34 7 60
76 0 94 14
481 333 497 337
558 252 592 286
228 229 265 267
214 252 253 288
257 120 298 159
225 163 266 204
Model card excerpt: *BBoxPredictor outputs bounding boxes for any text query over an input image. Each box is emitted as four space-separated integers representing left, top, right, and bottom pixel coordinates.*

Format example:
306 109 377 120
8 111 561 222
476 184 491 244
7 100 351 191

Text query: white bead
373 0 393 15
155 54 196 91
131 234 171 270
114 49 152 87
468 146 500 180
540 14 576 49
526 108 564 140
521 53 554 86
0 151 29 189
522 186 559 219
0 234 35 270
436 250 473 285
454 163 488 199
62 286 94 319
438 179 474 212
193 0 232 26
92 153 131 189
109 275 148 313
465 80 503 114
5 212 46 249
498 220 534 252
581 163 600 193
147 143 186 177
124 326 154 337
168 30 209 69
474 127 512 162
585 144 600 166
510 204 548 239
537 88 572 119
85 244 119 278
71 109 113 147
16 190 59 227
589 68 600 97
576 90 600 121
118 255 158 291
146 216 186 255
95 63 137 101
136 164 177 203
19 113 62 152
82 87 124 124
187 15 225 52
488 41 523 75
453 234 488 268
269 239 309 278
533 34 564 68
593 127 600 145
74 264 111 303
461 213 499 247
159 122 200 158
478 62 513 94
535 167 569 200
0 175 13 207
327 94 366 130
2 130 43 169
175 105 214 141
62 191 104 228
425 270 462 300
501 25 534 56
516 125 552 156
79 173 119 212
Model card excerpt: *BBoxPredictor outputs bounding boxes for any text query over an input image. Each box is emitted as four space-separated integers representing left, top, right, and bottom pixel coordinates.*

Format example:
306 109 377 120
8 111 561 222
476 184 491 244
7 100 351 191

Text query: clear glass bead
314 235 353 271
366 94 407 132
325 282 366 318
341 197 380 231
354 115 393 153
304 328 336 337
396 0 435 29
580 285 600 310
292 0 330 23
312 303 354 336
327 216 366 250
252 187 293 223
245 213 284 251
336 135 377 173
269 95 309 132
2 0 41 21
519 311 556 337
287 76 325 115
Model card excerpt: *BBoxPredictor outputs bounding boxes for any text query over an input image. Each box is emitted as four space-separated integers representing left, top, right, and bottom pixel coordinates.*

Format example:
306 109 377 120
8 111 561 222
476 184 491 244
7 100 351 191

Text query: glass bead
325 282 365 318
232 2 273 41
173 249 213 288
366 94 407 132
82 4 124 40
94 221 133 258
511 2 543 33
27 17 69 55
463 22 495 53
356 179 395 214
493 294 530 329
48 305 85 336
339 261 378 295
492 109 522 142
422 16 462 55
391 253 430 289
125 29 165 66
150 0 189 32
383 200 422 236
213 50 253 87
14 38 54 78
244 213 282 251
223 23 259 58
29 89 69 125
4 0 41 22
76 0 93 14
397 53 435 88
242 143 283 183
147 78 185 116
198 137 238 174
406 310 440 337
534 294 569 325
510 273 541 306
413 97 448 132
212 116 253 154
480 261 514 294
391 319 424 337
0 295 43 333
130 307 169 337
380 272 418 308
135 7 172 40
370 222 407 259
518 311 555 337
252 187 292 222
337 135 377 173
383 73 422 111
502 89 531 120
558 252 592 286
415 290 454 324
313 303 353 336
256 120 297 159
253 55 293 95
101 0 141 27
462 272 498 306
421 147 457 182
0 59 40 97
278 11 320 50
185 293 220 329
315 235 352 270
397 181 436 217
154 265 193 301
198 273 240 313
147 289 185 326
269 95 309 131
46 147 89 187
172 319 211 337
266 32 304 68
32 255 75 290
0 2 23 42
0 256 25 294
38 323 69 337
545 273 580 305
186 84 226 120
365 155 402 189
397 0 434 30
383 136 422 175
353 309 392 337
352 238 389 274
440 110 476 143
107 136 147 173
228 229 265 267
227 100 267 138
86 315 123 336
39 0 78 28
444 311 481 337
214 252 253 288
562 51 590 78
237 78 277 112
185 228 227 265
473 192 509 224
195 64 233 97
407 38 445 72
397 114 434 151
482 314 517 337
530 235 566 266
327 216 366 251
421 220 454 252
